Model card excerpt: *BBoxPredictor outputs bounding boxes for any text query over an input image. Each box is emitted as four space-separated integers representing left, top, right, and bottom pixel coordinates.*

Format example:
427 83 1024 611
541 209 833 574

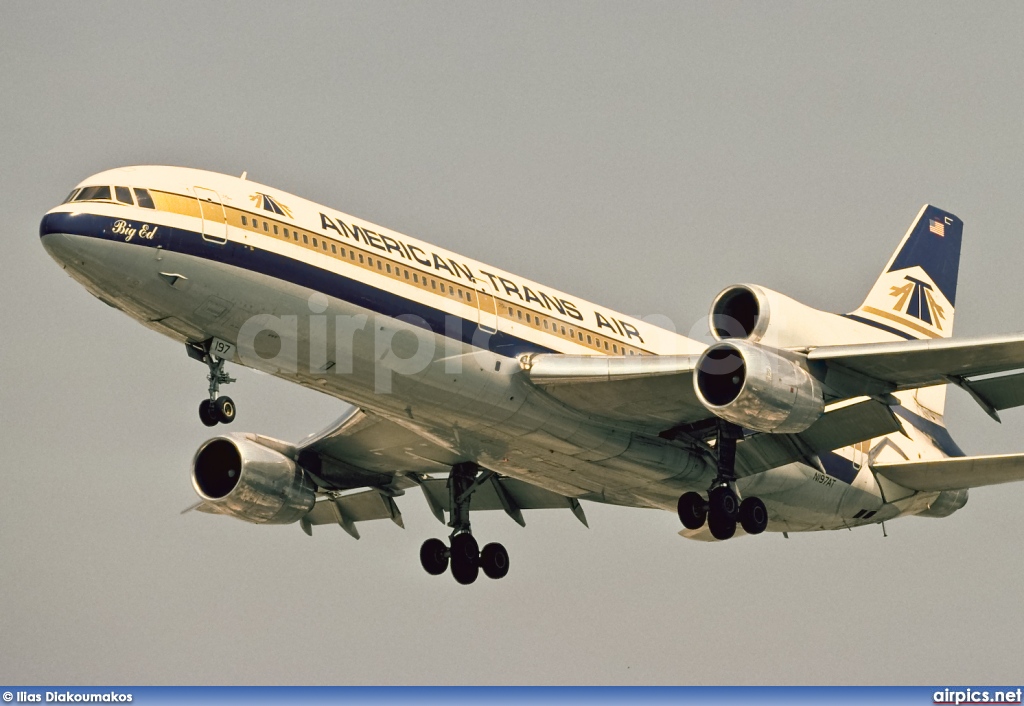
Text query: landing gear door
475 285 499 336
194 186 227 244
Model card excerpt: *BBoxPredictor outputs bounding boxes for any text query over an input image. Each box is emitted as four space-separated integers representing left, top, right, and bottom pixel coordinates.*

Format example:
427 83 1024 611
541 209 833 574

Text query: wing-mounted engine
694 340 824 433
192 433 316 524
710 284 877 349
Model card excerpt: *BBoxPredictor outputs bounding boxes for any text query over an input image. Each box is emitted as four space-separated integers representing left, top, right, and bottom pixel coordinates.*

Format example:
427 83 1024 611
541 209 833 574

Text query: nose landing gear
187 340 237 426
676 422 769 540
419 462 511 585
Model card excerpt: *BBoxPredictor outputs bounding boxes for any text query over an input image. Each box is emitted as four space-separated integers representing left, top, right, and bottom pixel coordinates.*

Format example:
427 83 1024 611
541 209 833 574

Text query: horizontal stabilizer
875 453 1024 491
736 398 902 476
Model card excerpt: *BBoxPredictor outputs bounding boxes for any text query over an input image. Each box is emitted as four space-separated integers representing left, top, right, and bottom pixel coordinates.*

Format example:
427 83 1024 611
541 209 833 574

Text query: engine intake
694 340 824 433
192 434 316 524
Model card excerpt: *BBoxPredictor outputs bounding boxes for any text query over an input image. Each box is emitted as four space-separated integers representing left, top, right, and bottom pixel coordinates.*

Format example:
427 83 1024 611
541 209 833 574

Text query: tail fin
849 205 963 341
848 204 964 417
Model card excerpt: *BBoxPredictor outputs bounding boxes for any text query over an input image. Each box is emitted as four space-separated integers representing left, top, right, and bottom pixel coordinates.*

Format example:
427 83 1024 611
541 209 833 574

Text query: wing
525 353 705 429
875 453 1024 491
809 332 1024 400
293 407 589 538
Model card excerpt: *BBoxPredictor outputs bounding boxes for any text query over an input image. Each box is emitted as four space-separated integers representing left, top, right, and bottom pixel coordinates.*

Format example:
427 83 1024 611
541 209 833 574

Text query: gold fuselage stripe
135 190 650 356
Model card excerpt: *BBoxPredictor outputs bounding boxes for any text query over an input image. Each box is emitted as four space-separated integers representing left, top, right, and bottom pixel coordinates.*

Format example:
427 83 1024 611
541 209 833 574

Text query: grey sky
3 1 1024 685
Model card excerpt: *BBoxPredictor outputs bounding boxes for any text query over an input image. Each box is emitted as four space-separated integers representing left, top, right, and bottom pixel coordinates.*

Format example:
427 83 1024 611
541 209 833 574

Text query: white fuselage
40 166 957 537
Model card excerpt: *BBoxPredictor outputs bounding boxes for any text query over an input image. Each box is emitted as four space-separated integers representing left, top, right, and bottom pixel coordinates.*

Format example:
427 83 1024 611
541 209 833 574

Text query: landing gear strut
187 340 236 427
676 422 769 540
419 462 510 584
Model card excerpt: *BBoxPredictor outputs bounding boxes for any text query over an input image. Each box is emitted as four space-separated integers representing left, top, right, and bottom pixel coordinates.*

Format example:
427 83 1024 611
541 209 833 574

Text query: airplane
40 165 1024 584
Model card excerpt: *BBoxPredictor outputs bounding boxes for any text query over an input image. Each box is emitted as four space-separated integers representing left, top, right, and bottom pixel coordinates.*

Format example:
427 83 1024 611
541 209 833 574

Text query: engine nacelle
191 434 316 524
710 284 881 349
694 340 825 433
918 488 969 518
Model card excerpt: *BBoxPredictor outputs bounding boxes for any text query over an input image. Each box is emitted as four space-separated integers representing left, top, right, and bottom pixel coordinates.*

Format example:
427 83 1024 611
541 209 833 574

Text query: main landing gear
186 340 237 427
677 422 769 540
420 462 510 585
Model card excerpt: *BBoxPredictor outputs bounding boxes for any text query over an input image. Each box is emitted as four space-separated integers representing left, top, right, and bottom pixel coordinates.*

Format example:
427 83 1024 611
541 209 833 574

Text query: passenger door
194 186 227 244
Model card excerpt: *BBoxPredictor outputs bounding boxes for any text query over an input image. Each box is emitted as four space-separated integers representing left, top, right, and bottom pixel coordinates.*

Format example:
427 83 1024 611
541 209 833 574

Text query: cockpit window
114 186 134 205
133 188 155 209
74 185 112 202
63 189 81 204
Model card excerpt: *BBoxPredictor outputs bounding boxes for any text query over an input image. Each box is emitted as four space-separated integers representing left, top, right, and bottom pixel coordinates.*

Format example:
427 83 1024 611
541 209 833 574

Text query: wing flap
419 476 588 526
965 371 1024 412
304 489 405 538
875 453 1024 491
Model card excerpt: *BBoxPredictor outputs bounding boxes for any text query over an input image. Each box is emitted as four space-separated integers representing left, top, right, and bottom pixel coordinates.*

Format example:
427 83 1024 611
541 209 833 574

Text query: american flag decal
929 218 945 237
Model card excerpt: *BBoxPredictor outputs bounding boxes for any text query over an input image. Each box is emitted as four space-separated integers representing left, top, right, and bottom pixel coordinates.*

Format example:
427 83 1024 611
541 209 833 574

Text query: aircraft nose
39 213 78 266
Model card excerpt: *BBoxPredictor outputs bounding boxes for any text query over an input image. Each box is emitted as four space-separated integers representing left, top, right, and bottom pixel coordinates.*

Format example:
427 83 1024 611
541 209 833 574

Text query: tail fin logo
889 275 945 331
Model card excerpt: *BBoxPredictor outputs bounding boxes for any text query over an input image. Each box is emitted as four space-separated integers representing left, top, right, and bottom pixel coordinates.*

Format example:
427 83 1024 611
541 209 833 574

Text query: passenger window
386 264 392 274
322 242 327 251
115 186 133 205
431 280 437 289
457 290 463 299
302 234 308 243
359 254 364 263
586 335 592 344
367 257 373 267
75 185 111 201
133 188 155 208
242 216 248 226
404 270 409 280
274 225 279 235
561 326 566 335
293 232 299 241
313 238 318 247
526 314 531 323
466 293 472 302
604 341 609 350
613 344 618 353
283 227 288 236
331 244 337 254
413 273 418 282
517 310 523 320
376 261 382 270
263 222 269 232
508 306 514 315
578 332 584 341
543 320 548 329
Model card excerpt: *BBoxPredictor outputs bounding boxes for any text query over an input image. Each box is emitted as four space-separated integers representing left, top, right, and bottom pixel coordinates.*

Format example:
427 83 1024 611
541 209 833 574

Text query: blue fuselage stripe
40 212 556 358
